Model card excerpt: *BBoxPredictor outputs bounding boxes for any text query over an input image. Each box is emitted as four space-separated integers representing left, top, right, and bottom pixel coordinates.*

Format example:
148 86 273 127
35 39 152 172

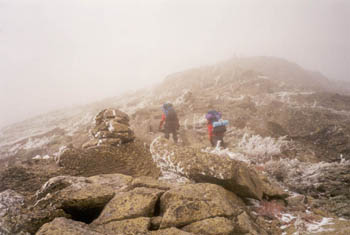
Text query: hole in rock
63 205 105 224
154 198 161 217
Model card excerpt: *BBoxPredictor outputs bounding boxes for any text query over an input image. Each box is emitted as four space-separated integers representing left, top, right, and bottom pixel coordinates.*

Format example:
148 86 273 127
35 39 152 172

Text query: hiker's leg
173 129 178 143
164 128 170 139
220 136 225 148
212 136 219 147
210 136 215 147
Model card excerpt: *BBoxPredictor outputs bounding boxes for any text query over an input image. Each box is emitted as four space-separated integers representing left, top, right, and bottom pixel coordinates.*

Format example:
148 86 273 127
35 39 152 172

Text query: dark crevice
63 205 105 224
154 197 161 217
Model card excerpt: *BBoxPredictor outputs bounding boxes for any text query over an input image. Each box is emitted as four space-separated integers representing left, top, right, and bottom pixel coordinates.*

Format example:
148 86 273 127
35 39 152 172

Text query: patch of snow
63 113 94 136
54 145 68 163
183 119 188 130
306 217 334 233
33 155 42 160
8 135 56 155
42 155 50 159
238 133 288 163
202 147 251 164
150 136 189 183
108 121 115 132
280 213 297 223
23 136 55 150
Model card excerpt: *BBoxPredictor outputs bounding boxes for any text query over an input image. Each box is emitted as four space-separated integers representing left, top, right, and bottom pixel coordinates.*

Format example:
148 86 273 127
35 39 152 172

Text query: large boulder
182 217 235 235
34 174 133 221
159 183 244 228
32 173 268 235
266 158 350 219
0 189 67 235
150 137 287 200
151 227 194 235
56 140 160 178
36 217 103 235
92 187 163 225
0 190 26 235
93 217 151 235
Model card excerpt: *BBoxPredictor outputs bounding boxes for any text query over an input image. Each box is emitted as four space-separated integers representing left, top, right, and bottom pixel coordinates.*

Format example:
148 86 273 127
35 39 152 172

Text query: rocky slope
1 56 350 234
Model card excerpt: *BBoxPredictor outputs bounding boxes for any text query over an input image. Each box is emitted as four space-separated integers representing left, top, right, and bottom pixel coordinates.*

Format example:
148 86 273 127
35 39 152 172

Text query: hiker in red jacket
159 103 180 143
206 110 226 148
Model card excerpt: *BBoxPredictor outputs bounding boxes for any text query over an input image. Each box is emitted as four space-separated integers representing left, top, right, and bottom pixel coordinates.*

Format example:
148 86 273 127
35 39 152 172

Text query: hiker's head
163 103 173 110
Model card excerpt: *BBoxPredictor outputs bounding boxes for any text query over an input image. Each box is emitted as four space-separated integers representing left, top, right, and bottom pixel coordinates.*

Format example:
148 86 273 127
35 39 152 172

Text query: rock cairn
83 109 135 148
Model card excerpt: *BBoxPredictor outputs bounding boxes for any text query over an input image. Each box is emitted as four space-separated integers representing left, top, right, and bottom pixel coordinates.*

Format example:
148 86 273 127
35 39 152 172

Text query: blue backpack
163 103 177 121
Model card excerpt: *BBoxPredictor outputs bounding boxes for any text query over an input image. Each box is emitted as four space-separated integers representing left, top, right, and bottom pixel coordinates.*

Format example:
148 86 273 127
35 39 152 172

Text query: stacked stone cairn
83 109 135 148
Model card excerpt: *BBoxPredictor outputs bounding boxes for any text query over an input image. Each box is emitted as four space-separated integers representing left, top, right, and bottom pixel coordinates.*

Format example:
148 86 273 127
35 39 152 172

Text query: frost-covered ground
150 132 350 234
0 107 95 159
150 136 189 183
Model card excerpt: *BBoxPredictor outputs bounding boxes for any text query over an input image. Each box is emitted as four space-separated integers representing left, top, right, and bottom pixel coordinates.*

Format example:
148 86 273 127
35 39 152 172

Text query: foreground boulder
265 158 350 219
4 172 349 234
0 190 26 235
56 140 160 178
0 189 66 235
36 217 103 235
30 173 267 234
150 137 287 200
159 183 244 228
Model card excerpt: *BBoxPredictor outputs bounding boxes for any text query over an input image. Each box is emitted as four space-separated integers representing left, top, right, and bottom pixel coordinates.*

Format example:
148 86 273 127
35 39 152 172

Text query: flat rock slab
36 217 103 235
93 187 163 225
160 183 244 228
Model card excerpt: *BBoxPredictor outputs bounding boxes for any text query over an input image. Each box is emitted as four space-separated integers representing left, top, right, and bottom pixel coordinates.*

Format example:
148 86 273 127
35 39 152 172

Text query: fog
0 0 349 127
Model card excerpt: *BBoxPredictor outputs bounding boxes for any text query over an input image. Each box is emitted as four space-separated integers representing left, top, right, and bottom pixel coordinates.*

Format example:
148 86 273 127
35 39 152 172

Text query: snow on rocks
150 136 189 183
201 146 251 164
150 136 287 200
306 217 335 234
7 135 55 156
238 133 288 163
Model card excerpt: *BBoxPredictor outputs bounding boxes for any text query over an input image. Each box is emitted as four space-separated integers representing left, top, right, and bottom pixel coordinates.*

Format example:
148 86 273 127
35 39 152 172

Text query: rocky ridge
1 57 350 234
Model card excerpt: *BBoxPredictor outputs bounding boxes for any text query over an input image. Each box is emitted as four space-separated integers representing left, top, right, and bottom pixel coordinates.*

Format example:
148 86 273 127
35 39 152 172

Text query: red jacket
159 113 166 129
207 121 213 139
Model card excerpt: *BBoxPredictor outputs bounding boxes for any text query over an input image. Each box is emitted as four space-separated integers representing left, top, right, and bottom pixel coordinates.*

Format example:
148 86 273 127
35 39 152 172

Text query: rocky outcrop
54 109 160 178
0 173 273 234
83 108 135 149
0 190 26 235
2 171 350 234
92 187 163 225
265 158 350 219
93 217 151 234
57 140 160 178
159 183 244 229
151 137 287 200
0 189 67 235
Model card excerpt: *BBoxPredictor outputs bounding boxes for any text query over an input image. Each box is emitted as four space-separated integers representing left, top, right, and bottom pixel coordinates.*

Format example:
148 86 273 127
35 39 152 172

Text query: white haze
0 0 349 127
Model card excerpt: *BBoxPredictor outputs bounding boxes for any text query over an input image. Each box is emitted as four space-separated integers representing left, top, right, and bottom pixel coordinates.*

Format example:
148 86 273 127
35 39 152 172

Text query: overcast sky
0 0 349 127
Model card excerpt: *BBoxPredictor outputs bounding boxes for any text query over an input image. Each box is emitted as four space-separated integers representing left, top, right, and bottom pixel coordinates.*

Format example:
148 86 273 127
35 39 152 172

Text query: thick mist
0 0 349 127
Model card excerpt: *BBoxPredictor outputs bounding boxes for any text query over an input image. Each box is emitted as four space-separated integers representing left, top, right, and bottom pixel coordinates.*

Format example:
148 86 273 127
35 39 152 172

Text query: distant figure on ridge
206 110 228 148
159 103 180 143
